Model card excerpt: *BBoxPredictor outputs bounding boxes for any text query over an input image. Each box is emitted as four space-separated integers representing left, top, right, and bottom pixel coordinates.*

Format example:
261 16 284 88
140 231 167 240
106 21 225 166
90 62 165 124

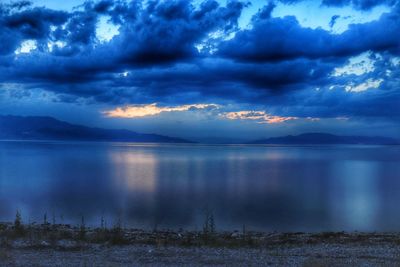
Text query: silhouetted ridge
250 133 398 145
0 115 192 143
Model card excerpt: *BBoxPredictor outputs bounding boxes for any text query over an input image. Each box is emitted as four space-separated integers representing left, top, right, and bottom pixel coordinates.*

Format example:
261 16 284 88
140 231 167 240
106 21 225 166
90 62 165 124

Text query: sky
0 0 399 142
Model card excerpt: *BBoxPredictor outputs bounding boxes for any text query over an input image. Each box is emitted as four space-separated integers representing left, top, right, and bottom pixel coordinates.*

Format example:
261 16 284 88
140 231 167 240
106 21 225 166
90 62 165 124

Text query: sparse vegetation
79 216 86 240
0 209 260 248
100 215 105 231
3 209 399 252
43 212 48 225
52 211 56 226
110 218 126 245
202 208 216 244
14 210 24 236
3 218 400 267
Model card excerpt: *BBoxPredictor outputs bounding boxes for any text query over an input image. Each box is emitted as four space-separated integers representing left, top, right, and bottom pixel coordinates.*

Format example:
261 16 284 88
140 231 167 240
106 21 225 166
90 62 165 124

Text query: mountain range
0 115 398 144
250 133 398 145
0 115 191 143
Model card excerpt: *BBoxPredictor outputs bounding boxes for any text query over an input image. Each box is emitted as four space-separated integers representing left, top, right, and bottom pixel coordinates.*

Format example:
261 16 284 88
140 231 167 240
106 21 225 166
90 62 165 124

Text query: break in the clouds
103 103 219 118
0 0 399 140
221 110 298 124
103 103 297 124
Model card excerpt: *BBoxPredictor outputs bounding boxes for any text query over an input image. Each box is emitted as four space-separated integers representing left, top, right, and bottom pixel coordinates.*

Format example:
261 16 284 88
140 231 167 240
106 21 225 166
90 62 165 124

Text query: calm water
0 141 399 232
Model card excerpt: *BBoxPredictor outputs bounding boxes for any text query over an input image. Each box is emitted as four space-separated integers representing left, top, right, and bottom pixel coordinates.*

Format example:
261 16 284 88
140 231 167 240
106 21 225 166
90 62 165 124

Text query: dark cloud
278 0 399 10
329 15 340 27
110 0 245 65
0 0 399 122
5 8 68 38
0 1 32 12
0 4 69 54
0 0 246 80
218 8 400 62
285 86 400 119
9 1 33 10
321 0 398 10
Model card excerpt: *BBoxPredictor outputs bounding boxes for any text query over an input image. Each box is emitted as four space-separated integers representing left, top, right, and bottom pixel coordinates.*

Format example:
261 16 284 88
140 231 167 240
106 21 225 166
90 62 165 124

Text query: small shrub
79 216 86 240
14 210 24 236
110 218 126 245
100 216 105 231
52 211 56 227
43 212 48 225
202 209 216 243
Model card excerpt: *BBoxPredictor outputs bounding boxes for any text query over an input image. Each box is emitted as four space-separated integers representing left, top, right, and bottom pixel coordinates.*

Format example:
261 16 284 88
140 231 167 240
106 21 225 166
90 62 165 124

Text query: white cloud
47 41 67 52
332 51 375 77
103 103 219 118
96 16 120 43
220 110 298 124
345 78 383 92
272 2 390 33
15 40 37 54
391 57 400 67
336 116 350 120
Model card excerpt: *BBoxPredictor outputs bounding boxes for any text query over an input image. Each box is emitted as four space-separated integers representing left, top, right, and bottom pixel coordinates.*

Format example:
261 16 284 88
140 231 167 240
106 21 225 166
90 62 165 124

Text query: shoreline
3 221 400 247
3 221 400 248
2 222 400 266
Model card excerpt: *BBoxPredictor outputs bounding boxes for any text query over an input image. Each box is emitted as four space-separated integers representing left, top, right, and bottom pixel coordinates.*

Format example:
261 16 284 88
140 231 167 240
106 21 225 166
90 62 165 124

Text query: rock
57 239 78 249
41 240 50 247
231 232 241 238
12 239 30 248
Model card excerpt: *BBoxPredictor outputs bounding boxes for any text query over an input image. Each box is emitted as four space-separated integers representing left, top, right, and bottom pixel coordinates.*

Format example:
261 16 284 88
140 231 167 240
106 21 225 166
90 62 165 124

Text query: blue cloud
0 3 69 54
321 0 398 10
329 14 340 27
218 6 400 62
0 0 399 124
279 0 399 10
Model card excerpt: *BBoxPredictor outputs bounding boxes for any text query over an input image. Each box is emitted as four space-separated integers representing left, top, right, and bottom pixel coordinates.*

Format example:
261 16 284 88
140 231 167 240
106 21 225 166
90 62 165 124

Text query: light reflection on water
0 141 399 232
329 161 380 231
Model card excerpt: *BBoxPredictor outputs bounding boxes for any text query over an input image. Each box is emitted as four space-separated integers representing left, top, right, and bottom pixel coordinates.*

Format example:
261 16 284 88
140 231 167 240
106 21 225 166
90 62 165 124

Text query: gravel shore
2 223 400 266
2 241 400 266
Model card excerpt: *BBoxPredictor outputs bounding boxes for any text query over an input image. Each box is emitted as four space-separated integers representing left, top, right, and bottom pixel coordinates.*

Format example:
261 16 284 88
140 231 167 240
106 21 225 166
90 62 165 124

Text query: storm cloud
0 0 399 126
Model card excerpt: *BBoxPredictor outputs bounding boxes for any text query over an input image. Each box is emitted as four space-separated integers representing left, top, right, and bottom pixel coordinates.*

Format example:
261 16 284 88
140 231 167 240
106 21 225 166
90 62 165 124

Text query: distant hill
249 133 399 145
0 115 192 143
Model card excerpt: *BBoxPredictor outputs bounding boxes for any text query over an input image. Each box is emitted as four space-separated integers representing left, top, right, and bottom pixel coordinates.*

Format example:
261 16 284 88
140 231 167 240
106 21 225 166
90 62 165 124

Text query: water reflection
110 150 157 193
329 161 379 231
0 141 399 232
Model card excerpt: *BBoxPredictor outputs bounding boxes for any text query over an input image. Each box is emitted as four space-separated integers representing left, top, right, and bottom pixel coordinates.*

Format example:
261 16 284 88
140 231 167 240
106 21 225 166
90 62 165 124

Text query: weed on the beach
202 208 216 244
79 216 87 240
110 218 128 245
14 210 25 237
